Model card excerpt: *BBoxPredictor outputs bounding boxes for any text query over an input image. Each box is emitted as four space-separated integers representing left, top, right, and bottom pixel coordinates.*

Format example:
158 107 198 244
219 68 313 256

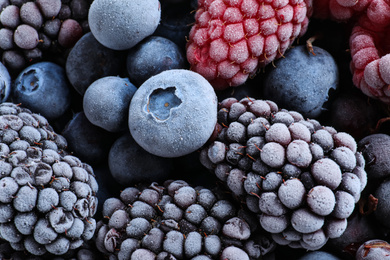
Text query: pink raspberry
312 0 371 21
349 0 390 103
186 0 312 90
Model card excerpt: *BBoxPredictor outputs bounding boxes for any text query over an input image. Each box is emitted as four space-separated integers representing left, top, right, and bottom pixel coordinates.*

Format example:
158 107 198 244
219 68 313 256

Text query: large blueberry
108 132 174 186
65 32 126 95
126 36 186 86
128 69 218 158
12 61 71 120
83 76 137 132
0 61 11 103
262 45 338 118
88 0 161 50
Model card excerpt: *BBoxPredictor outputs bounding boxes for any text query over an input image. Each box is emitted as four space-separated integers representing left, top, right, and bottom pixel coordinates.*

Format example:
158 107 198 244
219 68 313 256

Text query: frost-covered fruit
83 76 137 132
11 61 71 121
186 0 312 90
108 133 175 186
358 134 390 180
153 1 195 50
0 0 90 74
374 178 390 228
62 112 118 165
0 102 98 257
0 61 11 102
262 45 338 118
327 90 384 140
297 250 342 260
95 180 276 259
126 36 186 86
129 69 218 157
356 240 390 260
349 4 390 103
200 97 367 250
88 0 161 50
65 32 126 96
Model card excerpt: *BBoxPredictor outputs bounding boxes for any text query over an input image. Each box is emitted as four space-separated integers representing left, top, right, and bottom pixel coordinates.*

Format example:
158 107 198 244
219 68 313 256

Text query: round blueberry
83 76 137 132
12 62 71 120
126 36 186 86
108 133 174 185
262 45 338 118
88 0 161 50
129 69 218 157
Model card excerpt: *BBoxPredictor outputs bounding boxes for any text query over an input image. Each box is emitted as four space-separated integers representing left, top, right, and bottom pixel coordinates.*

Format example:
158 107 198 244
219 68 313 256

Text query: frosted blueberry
88 0 161 50
129 70 218 157
83 76 137 132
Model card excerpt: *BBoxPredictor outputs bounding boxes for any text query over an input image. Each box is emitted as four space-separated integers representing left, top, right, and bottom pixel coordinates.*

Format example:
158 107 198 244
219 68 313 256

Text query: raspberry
186 0 312 90
348 0 390 103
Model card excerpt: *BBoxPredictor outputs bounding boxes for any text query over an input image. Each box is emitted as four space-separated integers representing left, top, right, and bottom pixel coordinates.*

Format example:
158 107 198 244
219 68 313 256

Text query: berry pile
95 180 275 259
0 102 98 258
200 97 366 250
0 0 92 75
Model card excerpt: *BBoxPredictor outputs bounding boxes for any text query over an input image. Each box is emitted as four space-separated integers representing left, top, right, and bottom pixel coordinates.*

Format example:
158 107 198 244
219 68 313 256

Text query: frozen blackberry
95 180 276 259
0 0 92 75
200 97 366 250
0 102 98 258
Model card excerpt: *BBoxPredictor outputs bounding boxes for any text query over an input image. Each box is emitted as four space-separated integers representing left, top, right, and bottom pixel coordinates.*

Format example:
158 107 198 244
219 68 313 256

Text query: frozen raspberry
186 0 312 90
349 1 390 103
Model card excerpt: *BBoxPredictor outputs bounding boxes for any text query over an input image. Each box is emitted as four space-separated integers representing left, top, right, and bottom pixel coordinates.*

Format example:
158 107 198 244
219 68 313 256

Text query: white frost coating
88 0 161 50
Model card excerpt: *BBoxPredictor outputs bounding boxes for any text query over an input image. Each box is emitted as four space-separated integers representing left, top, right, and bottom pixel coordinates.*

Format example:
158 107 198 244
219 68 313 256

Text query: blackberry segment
200 97 367 250
95 180 275 259
0 0 92 75
0 102 98 258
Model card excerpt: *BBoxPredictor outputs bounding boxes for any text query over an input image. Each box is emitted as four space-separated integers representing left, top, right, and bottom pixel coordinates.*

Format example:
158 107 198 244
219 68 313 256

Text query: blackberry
95 180 276 259
0 102 98 258
200 97 367 250
0 0 92 75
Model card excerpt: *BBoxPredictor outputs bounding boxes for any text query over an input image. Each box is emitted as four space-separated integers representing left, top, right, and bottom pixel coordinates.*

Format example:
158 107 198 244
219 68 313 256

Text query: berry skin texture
128 69 218 158
88 0 161 50
186 0 312 90
355 240 390 260
262 45 338 118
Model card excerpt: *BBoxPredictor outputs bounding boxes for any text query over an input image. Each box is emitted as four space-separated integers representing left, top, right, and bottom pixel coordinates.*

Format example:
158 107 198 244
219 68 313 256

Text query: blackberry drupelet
200 97 367 250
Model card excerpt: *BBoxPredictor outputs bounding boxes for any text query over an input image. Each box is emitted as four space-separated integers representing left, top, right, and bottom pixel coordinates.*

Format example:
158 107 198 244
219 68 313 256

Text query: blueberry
12 62 71 120
0 62 11 103
129 69 218 157
65 32 126 95
62 112 118 164
358 134 390 180
88 0 161 50
262 45 338 118
83 76 137 132
153 1 194 50
126 36 186 86
108 132 174 186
